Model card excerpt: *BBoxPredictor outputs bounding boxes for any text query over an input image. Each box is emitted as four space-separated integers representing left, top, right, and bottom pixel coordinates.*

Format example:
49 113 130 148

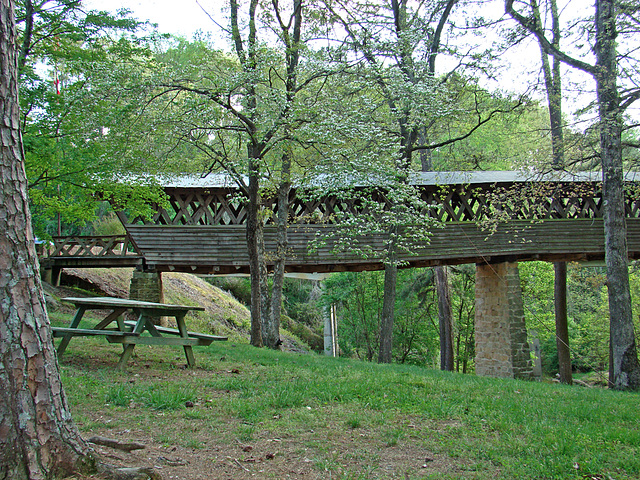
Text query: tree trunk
436 266 454 371
258 220 271 342
595 0 640 390
533 0 572 384
246 157 263 347
265 167 291 349
507 0 640 391
554 262 572 384
378 260 397 364
0 0 93 475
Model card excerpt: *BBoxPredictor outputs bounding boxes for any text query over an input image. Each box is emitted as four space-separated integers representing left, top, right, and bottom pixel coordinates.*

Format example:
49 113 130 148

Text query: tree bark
246 158 263 347
532 0 572 384
554 262 572 384
378 260 397 363
0 0 93 476
595 0 640 390
265 154 292 349
436 266 454 371
506 0 640 390
263 0 300 349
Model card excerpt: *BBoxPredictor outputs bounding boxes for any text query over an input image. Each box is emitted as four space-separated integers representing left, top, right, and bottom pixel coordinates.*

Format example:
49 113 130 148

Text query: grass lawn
54 314 639 480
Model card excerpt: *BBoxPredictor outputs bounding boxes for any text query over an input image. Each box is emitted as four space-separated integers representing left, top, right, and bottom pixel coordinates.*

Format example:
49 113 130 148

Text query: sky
86 0 228 42
84 0 639 127
87 0 539 88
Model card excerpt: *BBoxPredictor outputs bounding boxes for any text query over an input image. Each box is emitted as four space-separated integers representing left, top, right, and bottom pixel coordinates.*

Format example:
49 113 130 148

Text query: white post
324 302 338 356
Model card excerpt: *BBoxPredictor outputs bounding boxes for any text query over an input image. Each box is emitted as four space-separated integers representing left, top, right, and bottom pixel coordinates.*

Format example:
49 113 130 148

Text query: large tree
0 0 92 475
506 0 640 390
132 0 338 348
522 0 572 384
321 0 521 364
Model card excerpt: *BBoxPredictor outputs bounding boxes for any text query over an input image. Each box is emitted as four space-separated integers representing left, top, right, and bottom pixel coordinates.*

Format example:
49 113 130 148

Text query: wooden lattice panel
117 178 640 227
49 235 140 257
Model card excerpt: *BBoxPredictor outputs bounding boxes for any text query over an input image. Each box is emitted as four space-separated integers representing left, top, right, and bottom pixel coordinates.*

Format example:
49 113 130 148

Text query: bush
206 277 251 305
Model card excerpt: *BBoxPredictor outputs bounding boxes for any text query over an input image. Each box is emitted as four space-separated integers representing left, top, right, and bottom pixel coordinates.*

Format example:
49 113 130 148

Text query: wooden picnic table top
57 297 216 369
62 296 205 313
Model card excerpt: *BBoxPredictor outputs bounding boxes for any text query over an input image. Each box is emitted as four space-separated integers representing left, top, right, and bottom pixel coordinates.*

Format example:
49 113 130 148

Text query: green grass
56 323 640 480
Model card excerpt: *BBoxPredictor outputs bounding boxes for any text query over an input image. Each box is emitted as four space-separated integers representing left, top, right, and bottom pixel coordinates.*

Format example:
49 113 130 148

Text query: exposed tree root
95 463 163 480
88 436 146 453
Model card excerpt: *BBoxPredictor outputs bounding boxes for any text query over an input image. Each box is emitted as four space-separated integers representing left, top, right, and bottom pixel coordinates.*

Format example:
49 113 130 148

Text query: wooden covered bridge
41 171 640 379
42 170 640 274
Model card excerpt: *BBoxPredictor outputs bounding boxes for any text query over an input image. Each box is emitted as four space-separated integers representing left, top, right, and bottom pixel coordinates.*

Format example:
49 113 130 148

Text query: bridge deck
124 218 640 274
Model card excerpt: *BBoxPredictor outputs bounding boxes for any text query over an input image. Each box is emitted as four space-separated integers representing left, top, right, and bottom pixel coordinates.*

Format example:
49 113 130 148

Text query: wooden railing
43 235 141 260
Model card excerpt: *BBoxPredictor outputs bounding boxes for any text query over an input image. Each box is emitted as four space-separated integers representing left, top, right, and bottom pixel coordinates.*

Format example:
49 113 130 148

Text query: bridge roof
156 170 640 189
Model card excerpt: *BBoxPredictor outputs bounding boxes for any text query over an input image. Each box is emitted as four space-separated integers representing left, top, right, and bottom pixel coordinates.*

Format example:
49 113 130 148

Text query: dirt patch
72 417 476 480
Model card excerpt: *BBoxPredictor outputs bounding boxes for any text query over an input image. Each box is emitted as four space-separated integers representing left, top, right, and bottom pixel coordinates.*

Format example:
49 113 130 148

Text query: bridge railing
43 235 141 259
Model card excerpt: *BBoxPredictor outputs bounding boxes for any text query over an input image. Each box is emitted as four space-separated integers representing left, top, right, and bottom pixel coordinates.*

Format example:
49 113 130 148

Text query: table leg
57 306 87 355
116 312 146 369
176 313 195 367
95 308 127 330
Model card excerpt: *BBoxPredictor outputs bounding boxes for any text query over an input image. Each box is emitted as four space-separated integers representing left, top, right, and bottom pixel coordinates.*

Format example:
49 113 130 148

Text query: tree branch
504 0 597 75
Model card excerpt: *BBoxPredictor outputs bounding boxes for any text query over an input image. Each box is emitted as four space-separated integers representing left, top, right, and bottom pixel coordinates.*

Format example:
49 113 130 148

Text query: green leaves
17 1 159 236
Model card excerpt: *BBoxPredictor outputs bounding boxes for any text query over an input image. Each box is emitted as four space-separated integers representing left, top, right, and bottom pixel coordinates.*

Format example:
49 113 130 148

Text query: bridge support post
47 266 61 287
474 262 532 380
129 270 167 326
324 303 338 357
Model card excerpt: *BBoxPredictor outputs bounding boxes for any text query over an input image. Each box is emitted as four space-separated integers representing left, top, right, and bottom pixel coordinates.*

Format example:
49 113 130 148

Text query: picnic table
54 297 226 368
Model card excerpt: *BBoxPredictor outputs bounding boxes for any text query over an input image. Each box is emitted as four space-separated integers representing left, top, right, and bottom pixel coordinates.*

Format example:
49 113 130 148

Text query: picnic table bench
54 297 226 368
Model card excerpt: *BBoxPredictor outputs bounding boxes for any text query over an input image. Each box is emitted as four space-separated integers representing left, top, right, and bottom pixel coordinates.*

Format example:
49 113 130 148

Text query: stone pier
475 262 532 380
129 270 167 326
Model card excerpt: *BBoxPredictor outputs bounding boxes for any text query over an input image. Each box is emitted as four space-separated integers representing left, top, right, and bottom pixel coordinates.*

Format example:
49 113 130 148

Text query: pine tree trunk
595 0 640 390
0 0 93 475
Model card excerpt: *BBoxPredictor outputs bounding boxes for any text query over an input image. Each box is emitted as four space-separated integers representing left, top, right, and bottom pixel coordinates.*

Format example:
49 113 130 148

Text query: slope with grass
51 268 314 350
55 332 640 480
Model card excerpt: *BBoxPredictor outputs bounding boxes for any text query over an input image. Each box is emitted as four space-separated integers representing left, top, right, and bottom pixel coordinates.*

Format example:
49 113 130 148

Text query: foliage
450 264 476 373
520 261 640 376
16 0 164 238
323 271 385 361
282 278 323 328
206 276 253 306
90 211 125 236
322 268 478 368
310 183 441 266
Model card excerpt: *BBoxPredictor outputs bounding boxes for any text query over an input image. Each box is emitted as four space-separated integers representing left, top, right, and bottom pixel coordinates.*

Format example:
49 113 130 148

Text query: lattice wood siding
121 182 640 227
49 235 140 257
126 218 640 274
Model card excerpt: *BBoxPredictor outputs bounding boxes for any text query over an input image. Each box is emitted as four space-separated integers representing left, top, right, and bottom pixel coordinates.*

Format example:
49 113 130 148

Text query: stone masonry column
475 262 532 380
129 270 167 326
